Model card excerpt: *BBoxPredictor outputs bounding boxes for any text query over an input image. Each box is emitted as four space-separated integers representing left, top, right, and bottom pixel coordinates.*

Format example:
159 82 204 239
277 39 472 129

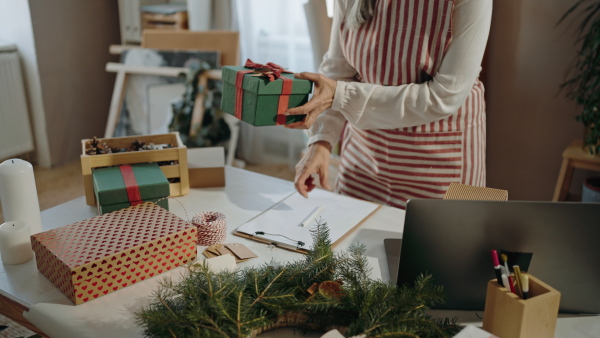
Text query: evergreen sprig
136 221 460 337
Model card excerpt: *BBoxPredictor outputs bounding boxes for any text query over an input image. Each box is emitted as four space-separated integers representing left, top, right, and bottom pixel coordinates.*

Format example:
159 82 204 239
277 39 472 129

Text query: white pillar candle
0 220 33 264
0 159 42 234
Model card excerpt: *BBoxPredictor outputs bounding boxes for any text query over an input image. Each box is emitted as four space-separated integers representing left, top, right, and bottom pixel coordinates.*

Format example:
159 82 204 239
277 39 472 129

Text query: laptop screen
395 199 600 314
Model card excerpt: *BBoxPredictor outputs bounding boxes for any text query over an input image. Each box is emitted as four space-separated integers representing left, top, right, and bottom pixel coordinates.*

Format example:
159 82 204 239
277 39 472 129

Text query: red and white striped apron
335 0 486 209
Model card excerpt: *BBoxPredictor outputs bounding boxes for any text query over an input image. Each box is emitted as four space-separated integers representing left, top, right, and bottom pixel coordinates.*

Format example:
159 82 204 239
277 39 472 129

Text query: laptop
385 199 600 314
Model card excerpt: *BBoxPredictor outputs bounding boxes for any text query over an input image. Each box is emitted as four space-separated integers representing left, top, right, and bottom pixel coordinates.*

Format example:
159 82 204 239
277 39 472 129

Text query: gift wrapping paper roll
0 159 42 234
0 220 34 264
192 211 226 246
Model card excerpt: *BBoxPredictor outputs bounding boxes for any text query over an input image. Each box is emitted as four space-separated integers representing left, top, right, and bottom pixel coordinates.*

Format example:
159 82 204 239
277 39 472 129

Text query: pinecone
307 279 344 300
130 139 146 151
85 137 111 155
318 281 344 300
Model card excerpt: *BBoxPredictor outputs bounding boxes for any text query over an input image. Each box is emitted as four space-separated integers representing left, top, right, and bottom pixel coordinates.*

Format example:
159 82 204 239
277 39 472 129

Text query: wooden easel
103 62 221 139
104 30 241 165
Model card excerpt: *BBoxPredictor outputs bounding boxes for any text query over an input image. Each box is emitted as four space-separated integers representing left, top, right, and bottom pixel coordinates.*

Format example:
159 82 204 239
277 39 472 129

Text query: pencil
301 206 324 227
513 265 524 298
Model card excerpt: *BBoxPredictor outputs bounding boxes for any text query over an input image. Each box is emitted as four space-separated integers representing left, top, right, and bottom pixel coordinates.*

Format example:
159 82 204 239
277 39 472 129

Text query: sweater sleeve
307 0 353 146
316 0 493 133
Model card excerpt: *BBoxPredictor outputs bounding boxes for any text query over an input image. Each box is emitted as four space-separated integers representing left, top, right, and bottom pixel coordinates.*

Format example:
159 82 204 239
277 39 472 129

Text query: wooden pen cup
482 274 560 338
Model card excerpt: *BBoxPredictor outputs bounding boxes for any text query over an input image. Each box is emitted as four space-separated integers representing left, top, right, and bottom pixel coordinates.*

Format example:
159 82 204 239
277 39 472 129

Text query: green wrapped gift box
221 65 313 126
92 163 170 215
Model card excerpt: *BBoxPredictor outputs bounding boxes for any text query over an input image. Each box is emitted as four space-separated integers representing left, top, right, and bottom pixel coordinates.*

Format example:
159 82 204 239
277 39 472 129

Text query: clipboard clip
254 231 305 250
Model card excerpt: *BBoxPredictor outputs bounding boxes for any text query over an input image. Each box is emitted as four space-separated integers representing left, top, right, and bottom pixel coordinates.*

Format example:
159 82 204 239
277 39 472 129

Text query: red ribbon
235 59 294 125
119 165 142 206
277 77 292 125
244 59 292 81
234 69 252 120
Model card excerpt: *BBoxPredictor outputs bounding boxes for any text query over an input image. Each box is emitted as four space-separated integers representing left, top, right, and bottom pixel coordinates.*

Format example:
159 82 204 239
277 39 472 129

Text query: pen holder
482 274 560 338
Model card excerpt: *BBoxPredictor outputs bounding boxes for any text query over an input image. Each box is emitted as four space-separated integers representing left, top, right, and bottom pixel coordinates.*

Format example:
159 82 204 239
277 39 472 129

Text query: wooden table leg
0 295 46 336
553 158 573 201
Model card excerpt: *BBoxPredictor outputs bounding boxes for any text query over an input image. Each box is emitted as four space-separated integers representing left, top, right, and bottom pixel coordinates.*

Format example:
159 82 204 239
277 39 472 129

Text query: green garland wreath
136 223 460 337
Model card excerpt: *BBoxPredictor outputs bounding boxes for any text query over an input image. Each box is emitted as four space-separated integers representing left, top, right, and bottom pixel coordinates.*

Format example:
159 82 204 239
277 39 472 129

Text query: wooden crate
141 11 188 30
80 132 189 206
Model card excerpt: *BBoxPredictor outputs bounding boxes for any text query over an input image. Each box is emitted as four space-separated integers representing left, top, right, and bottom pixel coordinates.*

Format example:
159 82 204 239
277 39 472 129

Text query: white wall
0 0 51 167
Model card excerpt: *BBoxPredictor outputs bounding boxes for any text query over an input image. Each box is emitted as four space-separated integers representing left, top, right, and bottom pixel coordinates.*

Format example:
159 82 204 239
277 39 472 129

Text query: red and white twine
192 211 227 246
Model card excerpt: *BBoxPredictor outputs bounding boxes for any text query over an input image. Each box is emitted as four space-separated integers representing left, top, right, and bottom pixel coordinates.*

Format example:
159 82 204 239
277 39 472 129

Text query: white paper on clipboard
234 189 380 251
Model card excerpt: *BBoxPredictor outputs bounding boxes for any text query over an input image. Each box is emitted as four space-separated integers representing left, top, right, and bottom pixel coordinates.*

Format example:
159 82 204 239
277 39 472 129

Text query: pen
490 250 503 286
513 265 524 298
501 273 510 291
501 253 510 276
521 274 530 300
301 205 324 227
507 275 516 294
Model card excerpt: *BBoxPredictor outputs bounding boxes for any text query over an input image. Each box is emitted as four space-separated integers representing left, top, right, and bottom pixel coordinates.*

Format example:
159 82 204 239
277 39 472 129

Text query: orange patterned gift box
30 202 197 305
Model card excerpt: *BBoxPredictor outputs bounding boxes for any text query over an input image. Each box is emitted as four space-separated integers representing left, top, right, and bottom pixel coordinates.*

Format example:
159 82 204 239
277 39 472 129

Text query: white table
0 167 598 337
0 167 402 337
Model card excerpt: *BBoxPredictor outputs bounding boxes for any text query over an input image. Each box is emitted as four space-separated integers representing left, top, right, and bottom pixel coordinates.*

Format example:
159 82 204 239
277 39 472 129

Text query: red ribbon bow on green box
235 59 295 125
243 59 292 81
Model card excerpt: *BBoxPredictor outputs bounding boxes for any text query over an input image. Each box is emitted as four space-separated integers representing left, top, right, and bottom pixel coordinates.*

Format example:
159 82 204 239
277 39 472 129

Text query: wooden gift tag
202 245 221 258
216 245 244 262
225 243 258 260
202 243 257 263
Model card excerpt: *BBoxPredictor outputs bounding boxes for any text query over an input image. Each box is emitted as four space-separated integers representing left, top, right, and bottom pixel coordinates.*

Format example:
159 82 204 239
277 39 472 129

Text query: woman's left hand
284 72 337 129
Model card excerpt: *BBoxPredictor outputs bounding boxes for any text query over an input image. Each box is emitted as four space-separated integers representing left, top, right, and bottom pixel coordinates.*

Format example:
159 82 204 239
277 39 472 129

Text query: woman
285 0 492 209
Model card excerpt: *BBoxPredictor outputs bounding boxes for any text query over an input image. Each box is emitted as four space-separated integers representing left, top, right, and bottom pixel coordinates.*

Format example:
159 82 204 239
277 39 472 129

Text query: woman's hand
285 72 337 130
295 141 333 198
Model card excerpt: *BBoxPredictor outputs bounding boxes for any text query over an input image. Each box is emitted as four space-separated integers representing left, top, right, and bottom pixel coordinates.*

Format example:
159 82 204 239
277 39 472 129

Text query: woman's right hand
294 141 333 198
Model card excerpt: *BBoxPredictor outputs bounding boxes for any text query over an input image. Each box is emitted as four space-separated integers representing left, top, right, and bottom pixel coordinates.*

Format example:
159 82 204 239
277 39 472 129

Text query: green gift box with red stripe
92 163 170 215
221 60 313 126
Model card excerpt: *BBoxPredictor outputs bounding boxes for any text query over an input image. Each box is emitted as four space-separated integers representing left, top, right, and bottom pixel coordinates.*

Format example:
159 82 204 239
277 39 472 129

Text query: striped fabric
335 0 486 209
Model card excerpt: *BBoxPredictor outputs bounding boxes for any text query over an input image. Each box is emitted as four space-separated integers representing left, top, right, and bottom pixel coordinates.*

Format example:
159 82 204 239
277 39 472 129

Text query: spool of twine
192 211 227 246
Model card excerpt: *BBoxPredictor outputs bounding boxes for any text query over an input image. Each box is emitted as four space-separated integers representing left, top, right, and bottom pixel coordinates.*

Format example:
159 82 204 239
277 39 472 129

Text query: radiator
0 49 34 159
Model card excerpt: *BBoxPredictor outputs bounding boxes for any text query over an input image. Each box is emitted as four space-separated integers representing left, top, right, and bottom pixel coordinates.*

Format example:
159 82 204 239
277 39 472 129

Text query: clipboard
233 189 382 254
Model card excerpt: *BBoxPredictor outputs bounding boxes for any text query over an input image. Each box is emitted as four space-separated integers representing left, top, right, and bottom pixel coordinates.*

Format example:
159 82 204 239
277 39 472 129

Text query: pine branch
251 268 287 307
236 291 242 337
136 222 455 337
371 332 420 338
